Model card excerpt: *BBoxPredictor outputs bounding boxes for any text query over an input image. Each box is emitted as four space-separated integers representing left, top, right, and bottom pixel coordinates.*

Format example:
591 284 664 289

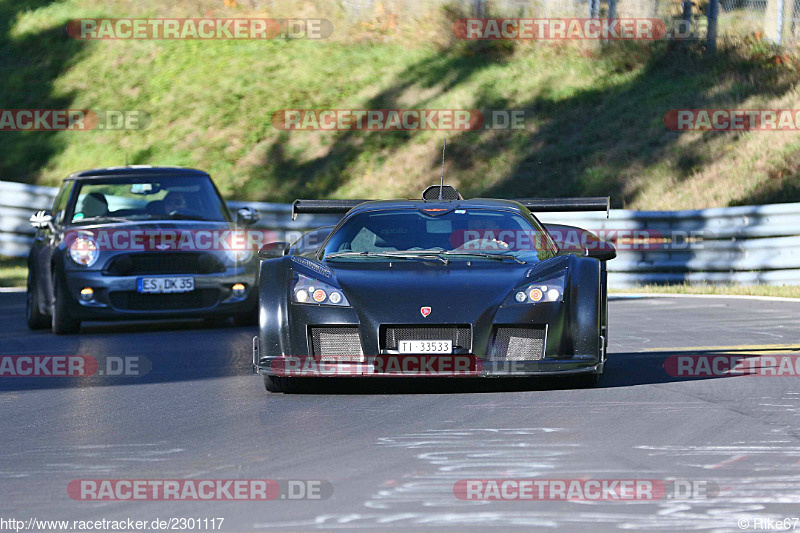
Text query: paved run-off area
1 292 800 531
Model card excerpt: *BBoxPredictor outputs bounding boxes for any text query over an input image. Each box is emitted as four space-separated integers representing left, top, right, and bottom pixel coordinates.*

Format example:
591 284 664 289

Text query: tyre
51 271 80 335
568 255 602 361
26 270 50 330
263 375 294 393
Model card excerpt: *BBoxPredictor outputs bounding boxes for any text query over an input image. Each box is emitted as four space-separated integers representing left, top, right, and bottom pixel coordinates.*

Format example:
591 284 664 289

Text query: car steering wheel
168 208 205 219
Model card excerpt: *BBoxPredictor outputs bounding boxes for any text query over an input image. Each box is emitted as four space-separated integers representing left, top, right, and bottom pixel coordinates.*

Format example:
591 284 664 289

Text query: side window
350 227 378 252
50 181 74 225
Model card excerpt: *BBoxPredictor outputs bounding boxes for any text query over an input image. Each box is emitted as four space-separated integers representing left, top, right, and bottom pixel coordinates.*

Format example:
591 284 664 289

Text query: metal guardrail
2 180 799 287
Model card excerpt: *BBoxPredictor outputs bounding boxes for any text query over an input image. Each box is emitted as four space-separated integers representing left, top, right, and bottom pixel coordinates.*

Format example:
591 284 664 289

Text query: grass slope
1 0 800 209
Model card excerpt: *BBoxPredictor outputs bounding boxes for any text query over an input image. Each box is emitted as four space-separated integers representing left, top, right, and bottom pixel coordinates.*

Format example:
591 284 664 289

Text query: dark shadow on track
261 345 800 395
5 342 791 393
5 291 796 393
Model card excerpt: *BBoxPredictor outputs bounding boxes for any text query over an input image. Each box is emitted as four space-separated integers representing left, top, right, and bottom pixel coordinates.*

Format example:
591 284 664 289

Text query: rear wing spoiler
516 197 610 218
291 196 610 220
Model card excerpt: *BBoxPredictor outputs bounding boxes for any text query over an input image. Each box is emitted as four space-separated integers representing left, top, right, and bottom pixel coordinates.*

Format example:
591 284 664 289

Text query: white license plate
137 277 194 294
398 340 453 354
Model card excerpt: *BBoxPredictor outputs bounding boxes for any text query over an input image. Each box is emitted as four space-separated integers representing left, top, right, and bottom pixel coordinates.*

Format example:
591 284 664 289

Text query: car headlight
225 248 253 263
292 273 350 306
69 234 99 267
506 273 566 305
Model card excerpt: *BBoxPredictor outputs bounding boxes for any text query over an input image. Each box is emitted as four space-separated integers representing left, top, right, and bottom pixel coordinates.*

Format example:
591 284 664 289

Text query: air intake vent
422 185 462 201
491 327 546 361
310 327 364 361
106 252 225 275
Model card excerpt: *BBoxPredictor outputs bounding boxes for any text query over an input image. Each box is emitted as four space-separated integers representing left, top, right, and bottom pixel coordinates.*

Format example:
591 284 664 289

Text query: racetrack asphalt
2 291 800 532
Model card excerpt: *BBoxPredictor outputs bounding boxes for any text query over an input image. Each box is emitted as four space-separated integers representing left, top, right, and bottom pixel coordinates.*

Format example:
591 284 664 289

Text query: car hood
321 256 567 324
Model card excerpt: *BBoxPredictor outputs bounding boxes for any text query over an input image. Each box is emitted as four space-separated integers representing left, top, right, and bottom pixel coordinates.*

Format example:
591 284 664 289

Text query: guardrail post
706 0 718 54
682 0 692 23
766 0 793 45
589 0 600 19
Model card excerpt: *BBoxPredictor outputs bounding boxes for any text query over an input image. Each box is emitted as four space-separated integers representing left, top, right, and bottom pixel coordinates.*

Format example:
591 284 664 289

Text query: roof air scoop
422 185 461 201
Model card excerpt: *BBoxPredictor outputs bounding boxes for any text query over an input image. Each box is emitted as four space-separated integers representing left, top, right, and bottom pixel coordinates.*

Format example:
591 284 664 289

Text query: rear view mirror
258 242 289 259
236 207 260 226
130 183 160 194
30 210 53 229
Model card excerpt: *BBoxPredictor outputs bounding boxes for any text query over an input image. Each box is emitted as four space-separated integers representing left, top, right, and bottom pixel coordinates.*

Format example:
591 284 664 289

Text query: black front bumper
62 267 257 320
254 302 604 378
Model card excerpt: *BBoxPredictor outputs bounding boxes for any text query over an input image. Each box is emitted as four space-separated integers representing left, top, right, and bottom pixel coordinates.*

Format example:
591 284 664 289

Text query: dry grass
612 284 800 298
5 0 800 209
0 257 27 288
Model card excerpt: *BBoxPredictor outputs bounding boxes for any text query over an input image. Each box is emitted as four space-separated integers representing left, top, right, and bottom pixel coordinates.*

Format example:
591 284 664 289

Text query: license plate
397 340 453 354
137 277 194 294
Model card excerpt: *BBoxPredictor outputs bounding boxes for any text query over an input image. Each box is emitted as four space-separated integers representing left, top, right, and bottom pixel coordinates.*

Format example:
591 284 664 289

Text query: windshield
321 208 556 262
67 176 229 224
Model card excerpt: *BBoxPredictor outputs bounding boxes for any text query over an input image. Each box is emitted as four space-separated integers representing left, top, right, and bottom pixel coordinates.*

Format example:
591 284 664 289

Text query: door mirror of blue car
30 210 53 230
259 242 289 259
236 207 260 226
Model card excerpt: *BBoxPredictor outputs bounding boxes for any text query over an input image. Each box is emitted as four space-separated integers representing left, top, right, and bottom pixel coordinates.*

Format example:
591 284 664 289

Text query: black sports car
253 185 616 392
26 166 261 334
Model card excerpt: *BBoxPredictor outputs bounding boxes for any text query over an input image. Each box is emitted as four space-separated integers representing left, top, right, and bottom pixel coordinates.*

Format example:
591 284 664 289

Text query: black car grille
106 253 225 276
490 327 546 361
309 327 364 361
382 325 472 351
109 289 220 311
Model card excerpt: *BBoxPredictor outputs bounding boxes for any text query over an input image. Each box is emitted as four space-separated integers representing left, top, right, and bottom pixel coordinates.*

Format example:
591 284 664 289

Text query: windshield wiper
325 251 449 265
436 251 526 264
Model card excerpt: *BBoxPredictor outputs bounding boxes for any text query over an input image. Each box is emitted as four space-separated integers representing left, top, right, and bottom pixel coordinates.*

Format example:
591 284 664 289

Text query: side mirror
236 207 260 226
258 242 289 260
585 244 617 262
579 232 616 261
544 223 617 262
30 210 53 229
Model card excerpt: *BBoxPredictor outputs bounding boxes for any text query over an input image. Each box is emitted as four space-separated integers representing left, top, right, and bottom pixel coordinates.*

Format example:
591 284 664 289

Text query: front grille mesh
310 327 364 361
491 327 546 361
106 252 225 276
383 326 471 351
